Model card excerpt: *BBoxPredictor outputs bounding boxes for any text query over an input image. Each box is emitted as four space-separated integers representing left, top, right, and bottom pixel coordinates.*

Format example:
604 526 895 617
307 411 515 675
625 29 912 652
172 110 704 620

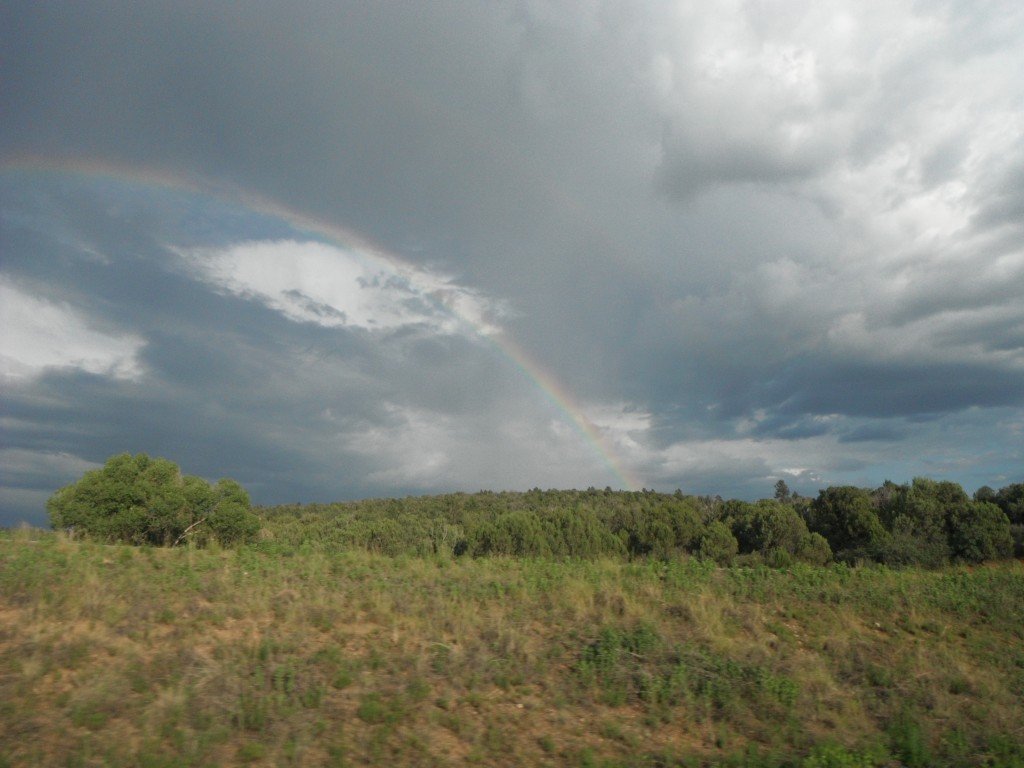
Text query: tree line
43 453 1021 567
259 478 1023 568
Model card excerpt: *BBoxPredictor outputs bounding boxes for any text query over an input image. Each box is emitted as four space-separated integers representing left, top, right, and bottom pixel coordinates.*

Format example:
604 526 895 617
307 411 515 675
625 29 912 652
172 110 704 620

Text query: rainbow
0 154 641 491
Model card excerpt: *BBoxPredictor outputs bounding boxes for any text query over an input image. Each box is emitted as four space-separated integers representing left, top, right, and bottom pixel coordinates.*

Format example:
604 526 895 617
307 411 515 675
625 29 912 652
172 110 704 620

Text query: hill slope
2 529 1023 766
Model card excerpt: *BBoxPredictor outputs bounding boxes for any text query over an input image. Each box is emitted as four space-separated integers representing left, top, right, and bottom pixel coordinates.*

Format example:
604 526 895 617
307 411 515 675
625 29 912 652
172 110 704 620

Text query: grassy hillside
2 527 1023 767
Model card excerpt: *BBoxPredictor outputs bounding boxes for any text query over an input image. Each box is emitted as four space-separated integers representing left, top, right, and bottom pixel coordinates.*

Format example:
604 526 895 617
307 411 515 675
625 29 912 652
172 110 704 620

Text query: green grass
1 527 1022 766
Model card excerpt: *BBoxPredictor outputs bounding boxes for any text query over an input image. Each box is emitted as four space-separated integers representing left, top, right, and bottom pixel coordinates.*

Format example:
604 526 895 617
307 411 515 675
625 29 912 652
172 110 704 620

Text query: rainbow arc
1 154 640 491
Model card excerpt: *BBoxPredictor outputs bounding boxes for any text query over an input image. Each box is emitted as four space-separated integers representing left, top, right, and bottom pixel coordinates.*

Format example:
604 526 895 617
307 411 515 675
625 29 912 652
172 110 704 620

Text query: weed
888 709 932 768
236 692 270 732
948 676 971 695
300 682 325 709
357 693 403 725
69 705 108 731
406 676 430 702
237 742 266 762
332 663 357 690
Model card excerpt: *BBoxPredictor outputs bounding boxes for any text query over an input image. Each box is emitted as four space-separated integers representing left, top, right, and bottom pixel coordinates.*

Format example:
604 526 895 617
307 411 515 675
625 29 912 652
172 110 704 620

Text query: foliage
864 478 1016 568
46 453 260 547
573 622 799 718
991 483 1024 557
796 532 834 567
993 483 1024 525
252 479 1020 570
725 499 824 565
947 502 1013 563
809 486 888 560
698 520 739 566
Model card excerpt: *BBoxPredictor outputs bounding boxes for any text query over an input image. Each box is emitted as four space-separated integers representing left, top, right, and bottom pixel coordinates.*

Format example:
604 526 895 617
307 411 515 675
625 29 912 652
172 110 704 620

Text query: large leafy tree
724 499 829 565
728 500 805 555
698 520 738 566
948 502 1013 564
47 453 260 546
809 486 888 559
875 478 963 568
993 483 1024 525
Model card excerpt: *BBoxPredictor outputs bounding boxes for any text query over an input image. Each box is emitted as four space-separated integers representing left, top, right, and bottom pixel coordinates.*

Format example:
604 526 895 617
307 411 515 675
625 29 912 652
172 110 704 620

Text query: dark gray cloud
2 1 1022 526
839 423 907 444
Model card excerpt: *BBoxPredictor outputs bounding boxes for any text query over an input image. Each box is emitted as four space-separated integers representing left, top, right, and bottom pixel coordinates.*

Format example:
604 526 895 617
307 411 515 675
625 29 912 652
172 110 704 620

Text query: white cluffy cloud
0 278 145 382
180 240 506 337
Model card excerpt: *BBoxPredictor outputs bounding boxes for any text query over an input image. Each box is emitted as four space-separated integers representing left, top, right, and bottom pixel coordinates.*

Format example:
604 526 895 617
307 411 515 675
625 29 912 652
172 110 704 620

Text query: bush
47 453 260 547
994 483 1024 525
698 521 738 566
796 532 834 566
809 486 887 559
496 511 552 557
730 500 811 559
947 502 1013 564
875 480 957 568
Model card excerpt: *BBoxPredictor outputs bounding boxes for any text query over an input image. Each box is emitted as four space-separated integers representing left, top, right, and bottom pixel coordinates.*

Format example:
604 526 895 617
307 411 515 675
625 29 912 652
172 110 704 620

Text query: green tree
974 485 997 504
877 478 963 568
469 521 513 556
698 520 738 566
948 502 1013 564
205 478 262 546
729 499 810 560
994 483 1024 525
607 501 676 558
546 506 625 558
663 497 706 553
496 511 552 557
47 453 260 547
774 479 791 504
991 483 1024 556
809 486 888 560
796 532 833 566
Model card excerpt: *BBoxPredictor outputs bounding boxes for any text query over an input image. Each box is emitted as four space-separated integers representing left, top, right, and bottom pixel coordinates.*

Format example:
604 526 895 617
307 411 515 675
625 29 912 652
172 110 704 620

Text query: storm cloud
2 0 1022 526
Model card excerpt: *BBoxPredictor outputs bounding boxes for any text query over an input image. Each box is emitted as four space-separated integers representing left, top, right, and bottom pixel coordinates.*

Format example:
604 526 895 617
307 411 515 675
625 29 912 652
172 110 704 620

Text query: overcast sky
2 1 1022 527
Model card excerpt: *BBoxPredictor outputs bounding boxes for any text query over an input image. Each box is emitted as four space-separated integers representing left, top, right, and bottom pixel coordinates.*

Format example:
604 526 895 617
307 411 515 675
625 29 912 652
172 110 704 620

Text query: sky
2 1 1022 527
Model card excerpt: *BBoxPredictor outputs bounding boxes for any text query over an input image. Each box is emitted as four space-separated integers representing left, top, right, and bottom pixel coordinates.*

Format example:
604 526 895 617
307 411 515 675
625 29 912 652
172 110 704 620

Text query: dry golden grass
1 531 1022 767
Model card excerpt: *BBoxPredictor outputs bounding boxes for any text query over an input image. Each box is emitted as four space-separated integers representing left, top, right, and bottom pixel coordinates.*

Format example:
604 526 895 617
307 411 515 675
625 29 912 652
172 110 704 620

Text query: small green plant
237 742 266 763
70 705 108 731
406 676 430 702
356 693 385 723
236 693 269 732
300 683 325 709
800 743 881 768
888 710 932 768
332 664 356 689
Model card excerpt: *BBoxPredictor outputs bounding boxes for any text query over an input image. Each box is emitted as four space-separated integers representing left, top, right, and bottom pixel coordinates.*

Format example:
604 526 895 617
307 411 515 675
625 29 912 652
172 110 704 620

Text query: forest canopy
44 453 1022 568
46 453 260 547
257 479 1022 569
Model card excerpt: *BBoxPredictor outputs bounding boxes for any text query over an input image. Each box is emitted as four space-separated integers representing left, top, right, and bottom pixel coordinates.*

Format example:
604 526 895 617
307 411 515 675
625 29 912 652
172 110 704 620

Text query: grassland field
1 526 1022 767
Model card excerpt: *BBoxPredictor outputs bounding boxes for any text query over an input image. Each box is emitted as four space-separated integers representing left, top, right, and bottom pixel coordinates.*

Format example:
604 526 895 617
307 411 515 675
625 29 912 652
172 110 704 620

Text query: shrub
796 532 833 566
730 500 811 559
875 479 957 568
947 502 1013 564
545 506 626 558
47 453 260 547
809 486 887 559
994 483 1024 525
495 511 552 557
698 521 738 566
